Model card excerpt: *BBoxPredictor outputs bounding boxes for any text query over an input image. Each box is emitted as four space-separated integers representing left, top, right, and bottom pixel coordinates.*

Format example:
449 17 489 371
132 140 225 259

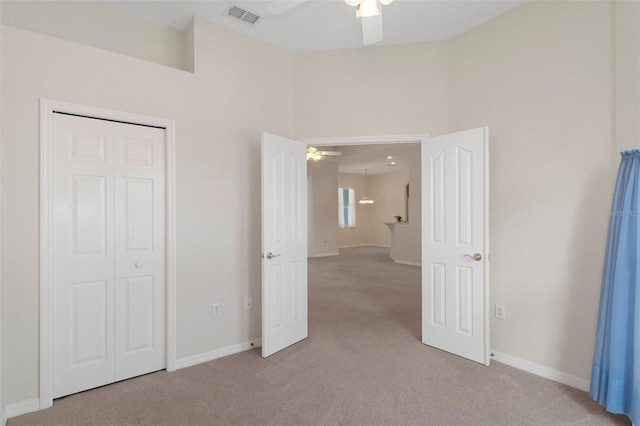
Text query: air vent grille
226 4 261 25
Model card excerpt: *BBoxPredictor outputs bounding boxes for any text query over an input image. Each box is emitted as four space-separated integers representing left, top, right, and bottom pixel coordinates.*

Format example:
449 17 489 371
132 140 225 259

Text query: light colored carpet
9 246 629 425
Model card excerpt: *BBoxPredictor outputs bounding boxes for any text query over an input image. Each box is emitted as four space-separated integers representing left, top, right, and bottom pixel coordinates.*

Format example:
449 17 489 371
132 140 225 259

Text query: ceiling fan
306 147 342 161
265 0 394 46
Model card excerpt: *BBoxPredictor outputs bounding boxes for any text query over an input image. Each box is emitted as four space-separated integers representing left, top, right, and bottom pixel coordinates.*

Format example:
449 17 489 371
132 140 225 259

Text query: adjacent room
1 0 639 424
307 142 421 263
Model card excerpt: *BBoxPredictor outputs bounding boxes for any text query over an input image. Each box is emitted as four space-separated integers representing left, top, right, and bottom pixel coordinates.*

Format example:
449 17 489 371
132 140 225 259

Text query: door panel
261 133 308 358
122 178 154 252
53 114 116 398
123 275 155 352
422 127 489 365
72 175 107 254
431 263 446 327
114 122 165 381
71 280 109 364
70 132 106 162
456 266 473 335
429 151 446 244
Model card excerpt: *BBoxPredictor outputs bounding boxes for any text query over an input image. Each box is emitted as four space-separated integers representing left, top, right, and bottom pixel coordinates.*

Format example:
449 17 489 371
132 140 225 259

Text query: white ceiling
328 143 420 175
99 0 525 52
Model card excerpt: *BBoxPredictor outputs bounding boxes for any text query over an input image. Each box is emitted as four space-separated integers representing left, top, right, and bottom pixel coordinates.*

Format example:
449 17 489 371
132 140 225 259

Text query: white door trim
39 98 177 409
299 134 430 147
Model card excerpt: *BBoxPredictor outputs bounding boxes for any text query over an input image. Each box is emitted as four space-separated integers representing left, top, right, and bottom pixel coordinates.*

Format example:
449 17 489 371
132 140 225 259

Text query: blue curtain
591 148 640 424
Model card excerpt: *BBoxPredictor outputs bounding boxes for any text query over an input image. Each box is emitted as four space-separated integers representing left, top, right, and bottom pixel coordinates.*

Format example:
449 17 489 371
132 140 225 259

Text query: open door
421 127 490 365
261 133 308 357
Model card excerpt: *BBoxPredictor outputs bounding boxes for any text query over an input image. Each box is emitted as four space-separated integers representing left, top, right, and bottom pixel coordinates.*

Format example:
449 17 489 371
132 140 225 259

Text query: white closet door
113 122 165 380
53 114 117 398
53 114 165 398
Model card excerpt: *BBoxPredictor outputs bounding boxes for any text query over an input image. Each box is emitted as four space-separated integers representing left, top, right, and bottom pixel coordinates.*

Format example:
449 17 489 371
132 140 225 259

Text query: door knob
265 252 281 260
465 253 482 261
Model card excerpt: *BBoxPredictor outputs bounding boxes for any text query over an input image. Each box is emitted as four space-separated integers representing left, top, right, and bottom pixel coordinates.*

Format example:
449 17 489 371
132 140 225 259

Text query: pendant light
359 169 375 204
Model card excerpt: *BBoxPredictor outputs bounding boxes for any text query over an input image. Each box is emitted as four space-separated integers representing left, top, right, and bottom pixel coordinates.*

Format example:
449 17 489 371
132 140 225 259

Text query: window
338 187 356 228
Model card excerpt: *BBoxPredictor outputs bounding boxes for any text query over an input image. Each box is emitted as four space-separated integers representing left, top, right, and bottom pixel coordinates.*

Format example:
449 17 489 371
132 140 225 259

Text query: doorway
306 141 423 344
261 129 490 365
306 142 421 264
39 99 177 409
307 130 490 364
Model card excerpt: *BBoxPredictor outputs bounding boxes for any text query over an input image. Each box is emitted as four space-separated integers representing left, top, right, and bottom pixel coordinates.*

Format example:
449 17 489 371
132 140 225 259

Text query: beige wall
615 0 640 152
307 159 339 257
1 18 294 406
368 171 410 246
389 146 421 265
294 42 449 138
448 1 614 381
1 1 190 71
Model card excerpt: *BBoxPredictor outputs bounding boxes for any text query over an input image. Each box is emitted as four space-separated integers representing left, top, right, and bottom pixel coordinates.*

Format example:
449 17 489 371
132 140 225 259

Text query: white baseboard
175 338 262 370
308 252 339 258
394 260 421 267
491 350 590 392
5 398 40 421
339 244 390 249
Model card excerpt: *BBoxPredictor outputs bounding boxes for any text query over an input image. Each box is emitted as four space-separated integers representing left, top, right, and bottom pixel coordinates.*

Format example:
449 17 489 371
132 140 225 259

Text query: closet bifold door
52 114 116 398
52 113 166 398
113 121 165 381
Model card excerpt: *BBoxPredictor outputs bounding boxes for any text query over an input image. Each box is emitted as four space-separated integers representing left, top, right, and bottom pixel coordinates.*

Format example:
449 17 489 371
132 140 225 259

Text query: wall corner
185 18 196 74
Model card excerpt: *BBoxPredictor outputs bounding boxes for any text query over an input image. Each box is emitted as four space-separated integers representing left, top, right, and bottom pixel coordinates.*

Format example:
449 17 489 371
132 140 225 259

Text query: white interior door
421 127 490 365
261 133 308 358
53 113 165 398
53 115 116 397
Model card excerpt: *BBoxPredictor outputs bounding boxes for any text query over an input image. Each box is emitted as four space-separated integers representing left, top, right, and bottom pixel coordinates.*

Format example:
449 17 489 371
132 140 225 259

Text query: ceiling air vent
226 4 261 26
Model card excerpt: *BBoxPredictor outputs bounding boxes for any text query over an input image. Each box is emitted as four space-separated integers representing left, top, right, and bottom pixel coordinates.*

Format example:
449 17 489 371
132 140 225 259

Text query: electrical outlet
495 304 506 320
245 297 252 311
212 303 221 317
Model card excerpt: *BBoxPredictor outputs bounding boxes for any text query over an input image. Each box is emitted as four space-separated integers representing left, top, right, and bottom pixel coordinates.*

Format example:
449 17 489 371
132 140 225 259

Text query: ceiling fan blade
265 0 309 16
361 13 383 45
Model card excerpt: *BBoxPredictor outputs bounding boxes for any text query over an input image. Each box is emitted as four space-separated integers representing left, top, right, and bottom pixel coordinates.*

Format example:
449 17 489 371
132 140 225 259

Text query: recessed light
387 156 393 159
389 162 396 166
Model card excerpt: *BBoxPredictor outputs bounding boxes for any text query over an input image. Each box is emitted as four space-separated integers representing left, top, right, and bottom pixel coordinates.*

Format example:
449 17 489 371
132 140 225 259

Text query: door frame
300 134 431 147
300 132 490 364
39 99 177 409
